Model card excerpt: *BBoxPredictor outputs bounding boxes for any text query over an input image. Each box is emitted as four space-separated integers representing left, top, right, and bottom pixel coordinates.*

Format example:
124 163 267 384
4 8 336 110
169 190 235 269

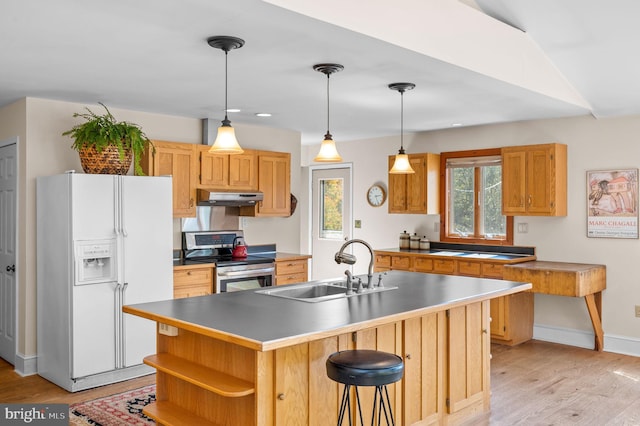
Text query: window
441 149 513 244
319 178 344 239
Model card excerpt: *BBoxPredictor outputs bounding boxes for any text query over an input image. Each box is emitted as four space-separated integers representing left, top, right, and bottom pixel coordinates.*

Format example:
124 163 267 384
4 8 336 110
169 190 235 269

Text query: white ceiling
1 0 638 145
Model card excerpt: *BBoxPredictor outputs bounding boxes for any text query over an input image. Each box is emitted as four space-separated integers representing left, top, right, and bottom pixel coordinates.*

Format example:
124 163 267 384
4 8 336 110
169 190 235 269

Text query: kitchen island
124 271 531 425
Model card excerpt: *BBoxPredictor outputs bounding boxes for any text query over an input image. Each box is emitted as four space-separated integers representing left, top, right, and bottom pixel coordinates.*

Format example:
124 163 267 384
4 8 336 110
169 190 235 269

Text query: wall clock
367 184 387 207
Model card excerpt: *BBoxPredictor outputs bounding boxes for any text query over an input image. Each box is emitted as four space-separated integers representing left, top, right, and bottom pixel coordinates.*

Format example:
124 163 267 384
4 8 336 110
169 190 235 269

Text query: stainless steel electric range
181 230 275 293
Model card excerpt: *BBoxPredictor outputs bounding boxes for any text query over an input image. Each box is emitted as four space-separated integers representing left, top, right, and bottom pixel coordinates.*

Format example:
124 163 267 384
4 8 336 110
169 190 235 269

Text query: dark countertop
124 270 531 351
375 247 533 261
173 252 310 268
375 241 536 261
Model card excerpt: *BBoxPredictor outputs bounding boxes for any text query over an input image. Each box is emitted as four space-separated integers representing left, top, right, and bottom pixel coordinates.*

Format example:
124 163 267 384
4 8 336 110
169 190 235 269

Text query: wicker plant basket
78 144 133 175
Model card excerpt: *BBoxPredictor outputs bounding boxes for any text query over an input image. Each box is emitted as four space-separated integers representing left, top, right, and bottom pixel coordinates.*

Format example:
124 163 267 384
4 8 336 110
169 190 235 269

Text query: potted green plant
62 102 153 175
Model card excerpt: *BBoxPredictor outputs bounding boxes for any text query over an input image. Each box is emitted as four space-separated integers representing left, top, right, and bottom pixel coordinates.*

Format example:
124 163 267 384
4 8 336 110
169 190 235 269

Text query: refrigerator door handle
120 177 128 237
120 282 128 368
114 283 122 369
114 178 121 236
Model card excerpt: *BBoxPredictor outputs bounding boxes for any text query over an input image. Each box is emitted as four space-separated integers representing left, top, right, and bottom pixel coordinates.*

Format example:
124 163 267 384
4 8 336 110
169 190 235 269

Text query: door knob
6 265 15 272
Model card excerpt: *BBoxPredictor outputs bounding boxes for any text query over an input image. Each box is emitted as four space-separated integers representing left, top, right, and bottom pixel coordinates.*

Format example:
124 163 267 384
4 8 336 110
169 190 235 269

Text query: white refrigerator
36 172 173 392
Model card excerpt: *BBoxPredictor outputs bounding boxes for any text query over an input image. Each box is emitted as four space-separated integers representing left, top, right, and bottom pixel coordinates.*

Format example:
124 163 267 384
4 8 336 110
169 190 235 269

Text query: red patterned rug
69 385 156 425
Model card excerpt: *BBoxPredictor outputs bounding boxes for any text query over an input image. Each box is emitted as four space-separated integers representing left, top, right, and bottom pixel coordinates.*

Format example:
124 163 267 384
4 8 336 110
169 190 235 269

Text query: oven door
216 263 275 293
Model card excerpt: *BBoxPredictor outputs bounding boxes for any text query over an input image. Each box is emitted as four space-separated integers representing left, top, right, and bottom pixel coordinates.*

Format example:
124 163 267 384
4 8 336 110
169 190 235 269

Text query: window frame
439 148 514 245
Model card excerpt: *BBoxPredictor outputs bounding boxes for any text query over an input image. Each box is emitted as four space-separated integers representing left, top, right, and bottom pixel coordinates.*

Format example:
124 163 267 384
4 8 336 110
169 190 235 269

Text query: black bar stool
326 349 404 426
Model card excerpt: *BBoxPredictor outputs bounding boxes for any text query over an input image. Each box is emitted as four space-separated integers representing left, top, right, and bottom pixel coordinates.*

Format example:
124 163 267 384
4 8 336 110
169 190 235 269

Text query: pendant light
313 63 343 162
207 36 245 154
388 82 416 174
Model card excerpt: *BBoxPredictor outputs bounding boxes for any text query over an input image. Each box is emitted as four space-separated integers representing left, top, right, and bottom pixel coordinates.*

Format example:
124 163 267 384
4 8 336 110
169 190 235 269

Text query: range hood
197 189 263 206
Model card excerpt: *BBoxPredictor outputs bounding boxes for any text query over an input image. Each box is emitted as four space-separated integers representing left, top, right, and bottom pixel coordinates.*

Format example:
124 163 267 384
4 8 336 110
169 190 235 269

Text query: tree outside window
320 178 343 239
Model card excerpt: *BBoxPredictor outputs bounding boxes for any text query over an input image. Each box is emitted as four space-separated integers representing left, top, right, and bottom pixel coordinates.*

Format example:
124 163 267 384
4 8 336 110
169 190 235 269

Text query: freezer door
71 283 117 378
119 176 173 367
70 174 117 240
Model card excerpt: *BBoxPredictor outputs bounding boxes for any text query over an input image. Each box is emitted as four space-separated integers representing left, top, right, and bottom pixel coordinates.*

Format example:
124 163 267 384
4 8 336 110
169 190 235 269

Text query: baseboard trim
533 324 640 357
14 353 37 376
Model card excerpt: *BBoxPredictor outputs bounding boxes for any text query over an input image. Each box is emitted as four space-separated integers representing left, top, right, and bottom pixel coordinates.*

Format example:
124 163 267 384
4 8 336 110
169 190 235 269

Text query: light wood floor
0 362 154 405
1 340 639 424
478 340 640 425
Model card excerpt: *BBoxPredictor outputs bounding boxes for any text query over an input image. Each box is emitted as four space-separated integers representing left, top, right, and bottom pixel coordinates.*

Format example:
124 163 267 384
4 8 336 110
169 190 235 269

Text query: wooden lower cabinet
489 291 534 346
403 313 445 425
457 260 482 276
447 301 490 421
275 257 309 285
173 266 213 298
144 304 490 425
373 252 534 346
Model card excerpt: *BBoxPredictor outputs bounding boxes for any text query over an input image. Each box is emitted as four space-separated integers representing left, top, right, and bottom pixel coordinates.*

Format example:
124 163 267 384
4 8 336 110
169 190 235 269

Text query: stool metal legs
337 384 395 426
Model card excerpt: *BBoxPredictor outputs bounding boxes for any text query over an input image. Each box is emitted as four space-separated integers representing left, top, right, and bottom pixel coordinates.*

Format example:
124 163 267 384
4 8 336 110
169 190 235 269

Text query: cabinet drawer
276 260 307 276
482 263 504 279
413 257 433 272
173 267 212 286
391 255 412 270
433 259 455 274
173 284 211 299
375 254 391 268
458 261 481 276
276 272 308 286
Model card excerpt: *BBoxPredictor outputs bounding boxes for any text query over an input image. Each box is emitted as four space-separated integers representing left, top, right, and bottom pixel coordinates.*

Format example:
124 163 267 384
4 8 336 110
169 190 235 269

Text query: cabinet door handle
405 353 412 360
528 195 532 206
277 393 286 400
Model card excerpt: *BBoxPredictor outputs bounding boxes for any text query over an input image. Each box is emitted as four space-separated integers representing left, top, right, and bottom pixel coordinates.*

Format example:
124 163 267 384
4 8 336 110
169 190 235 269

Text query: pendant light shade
313 63 343 162
388 82 416 174
207 36 244 154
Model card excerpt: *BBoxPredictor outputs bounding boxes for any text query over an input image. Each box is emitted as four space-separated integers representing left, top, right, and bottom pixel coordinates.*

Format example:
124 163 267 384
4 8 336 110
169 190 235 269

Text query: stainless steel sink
257 280 397 303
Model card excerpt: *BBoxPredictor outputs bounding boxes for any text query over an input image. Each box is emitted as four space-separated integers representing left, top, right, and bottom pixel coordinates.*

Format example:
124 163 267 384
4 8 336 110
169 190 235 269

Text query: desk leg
584 292 604 351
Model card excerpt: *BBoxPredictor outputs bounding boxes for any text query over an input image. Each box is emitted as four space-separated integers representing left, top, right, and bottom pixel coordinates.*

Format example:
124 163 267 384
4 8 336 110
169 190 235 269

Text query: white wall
1 97 302 368
303 113 640 355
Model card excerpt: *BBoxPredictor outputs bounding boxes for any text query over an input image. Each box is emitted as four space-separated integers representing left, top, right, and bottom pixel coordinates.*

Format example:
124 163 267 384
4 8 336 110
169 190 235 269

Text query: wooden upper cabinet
241 151 291 217
502 143 567 216
388 153 440 214
198 146 258 191
141 140 197 217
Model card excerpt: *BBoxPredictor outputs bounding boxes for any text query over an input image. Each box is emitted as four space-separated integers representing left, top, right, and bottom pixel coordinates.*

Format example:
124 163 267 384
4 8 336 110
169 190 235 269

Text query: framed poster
587 168 638 238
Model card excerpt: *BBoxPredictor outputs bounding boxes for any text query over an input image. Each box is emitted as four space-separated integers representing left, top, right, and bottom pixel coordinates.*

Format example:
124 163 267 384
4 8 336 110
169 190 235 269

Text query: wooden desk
503 261 606 351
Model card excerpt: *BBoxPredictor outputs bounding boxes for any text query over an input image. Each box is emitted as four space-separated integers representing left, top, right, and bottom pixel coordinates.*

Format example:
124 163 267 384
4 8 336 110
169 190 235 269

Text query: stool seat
326 350 404 387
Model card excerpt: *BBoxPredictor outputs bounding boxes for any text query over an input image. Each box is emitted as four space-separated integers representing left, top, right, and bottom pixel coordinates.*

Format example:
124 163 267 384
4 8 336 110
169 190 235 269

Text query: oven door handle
217 267 275 278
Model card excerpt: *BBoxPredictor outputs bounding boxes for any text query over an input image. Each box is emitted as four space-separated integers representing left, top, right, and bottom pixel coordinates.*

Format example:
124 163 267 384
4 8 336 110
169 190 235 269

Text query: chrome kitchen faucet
334 239 375 294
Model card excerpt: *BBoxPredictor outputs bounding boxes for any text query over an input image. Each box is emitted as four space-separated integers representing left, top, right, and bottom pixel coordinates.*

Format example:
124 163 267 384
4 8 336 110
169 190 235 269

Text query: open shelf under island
124 270 531 426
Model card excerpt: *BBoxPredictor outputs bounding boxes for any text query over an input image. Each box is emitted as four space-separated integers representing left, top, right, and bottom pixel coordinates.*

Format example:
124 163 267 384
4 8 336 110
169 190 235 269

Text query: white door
0 142 17 365
311 167 352 281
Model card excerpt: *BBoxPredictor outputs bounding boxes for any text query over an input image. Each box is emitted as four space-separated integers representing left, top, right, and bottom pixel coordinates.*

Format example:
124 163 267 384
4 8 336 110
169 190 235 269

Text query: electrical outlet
159 323 179 336
517 223 529 233
635 305 640 318
354 220 362 229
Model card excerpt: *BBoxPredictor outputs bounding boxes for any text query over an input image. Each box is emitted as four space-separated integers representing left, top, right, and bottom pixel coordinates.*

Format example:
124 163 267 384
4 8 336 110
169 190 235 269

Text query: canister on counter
410 233 420 250
420 236 430 250
399 231 410 249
